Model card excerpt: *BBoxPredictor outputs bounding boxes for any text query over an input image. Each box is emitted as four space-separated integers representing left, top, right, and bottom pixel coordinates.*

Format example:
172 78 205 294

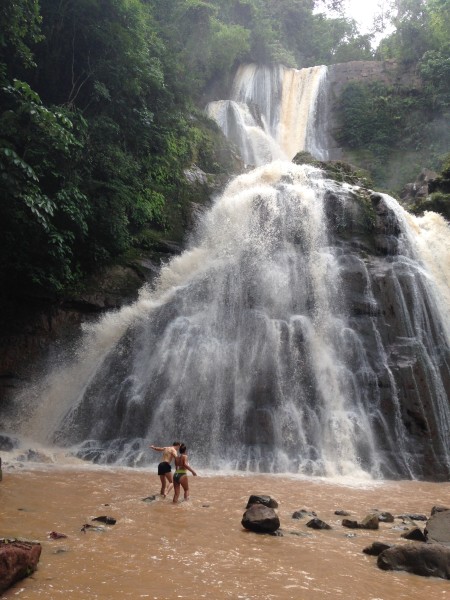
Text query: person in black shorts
149 442 180 496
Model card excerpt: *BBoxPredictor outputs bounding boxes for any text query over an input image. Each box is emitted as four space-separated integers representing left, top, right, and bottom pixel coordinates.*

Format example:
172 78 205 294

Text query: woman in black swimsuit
173 444 197 503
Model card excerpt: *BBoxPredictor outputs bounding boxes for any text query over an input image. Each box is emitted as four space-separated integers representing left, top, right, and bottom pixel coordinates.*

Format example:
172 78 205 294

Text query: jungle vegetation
0 0 449 303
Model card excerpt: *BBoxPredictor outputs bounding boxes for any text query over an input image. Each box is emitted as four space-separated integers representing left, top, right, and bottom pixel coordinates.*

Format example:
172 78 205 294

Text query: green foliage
337 82 406 149
0 0 43 70
410 153 450 220
419 50 450 109
0 76 90 292
0 0 446 303
335 77 450 189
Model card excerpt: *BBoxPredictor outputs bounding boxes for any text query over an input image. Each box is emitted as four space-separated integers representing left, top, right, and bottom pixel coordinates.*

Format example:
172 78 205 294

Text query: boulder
292 509 316 520
425 510 450 545
397 513 428 522
431 506 450 516
363 541 391 556
92 516 116 525
374 511 394 523
342 519 360 529
0 539 42 594
241 504 280 534
377 543 450 579
306 518 332 530
335 510 351 516
343 514 379 530
401 527 426 542
246 494 278 509
360 514 379 530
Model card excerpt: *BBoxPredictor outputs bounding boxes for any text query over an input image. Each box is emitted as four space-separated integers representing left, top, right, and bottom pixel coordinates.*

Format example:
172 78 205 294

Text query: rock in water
363 542 391 556
377 543 450 579
425 510 450 545
241 504 280 534
306 518 332 530
246 494 279 509
0 539 42 593
92 516 116 525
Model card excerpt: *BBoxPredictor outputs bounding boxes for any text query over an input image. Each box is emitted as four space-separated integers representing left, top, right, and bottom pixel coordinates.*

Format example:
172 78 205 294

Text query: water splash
3 66 450 480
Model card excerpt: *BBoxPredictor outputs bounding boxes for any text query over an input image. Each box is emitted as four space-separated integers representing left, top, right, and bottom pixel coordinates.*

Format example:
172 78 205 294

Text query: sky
345 0 381 33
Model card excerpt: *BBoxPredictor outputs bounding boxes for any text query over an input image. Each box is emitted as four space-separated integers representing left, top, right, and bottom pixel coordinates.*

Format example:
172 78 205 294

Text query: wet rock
16 449 51 463
0 538 42 594
241 504 280 534
363 541 392 556
360 514 379 530
431 506 450 516
374 511 394 523
48 531 68 539
306 518 332 530
246 494 278 509
342 514 379 530
342 519 360 529
142 495 157 503
377 543 450 579
292 509 316 520
80 524 105 533
425 510 450 545
401 527 426 542
397 513 428 522
0 434 19 451
335 509 351 516
399 168 438 206
92 516 116 525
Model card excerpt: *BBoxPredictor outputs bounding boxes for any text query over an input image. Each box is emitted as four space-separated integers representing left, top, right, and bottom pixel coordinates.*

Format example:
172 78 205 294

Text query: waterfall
206 63 329 164
3 65 450 480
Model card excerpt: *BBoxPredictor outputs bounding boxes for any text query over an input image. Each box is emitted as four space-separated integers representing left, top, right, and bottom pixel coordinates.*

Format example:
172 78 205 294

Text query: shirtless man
149 442 180 497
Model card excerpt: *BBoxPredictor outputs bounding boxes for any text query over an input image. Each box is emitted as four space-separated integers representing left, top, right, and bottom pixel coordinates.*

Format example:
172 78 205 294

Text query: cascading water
206 63 330 164
3 65 450 480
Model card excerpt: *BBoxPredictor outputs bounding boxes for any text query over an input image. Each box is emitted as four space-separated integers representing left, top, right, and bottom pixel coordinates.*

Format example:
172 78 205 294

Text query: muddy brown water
1 466 450 599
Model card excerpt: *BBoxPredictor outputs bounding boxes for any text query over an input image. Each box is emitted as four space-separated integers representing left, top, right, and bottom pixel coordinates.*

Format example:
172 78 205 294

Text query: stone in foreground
425 510 450 545
377 543 450 579
0 539 42 593
242 504 280 534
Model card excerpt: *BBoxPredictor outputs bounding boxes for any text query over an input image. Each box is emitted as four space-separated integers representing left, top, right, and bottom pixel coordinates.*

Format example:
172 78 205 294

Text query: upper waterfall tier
206 63 329 165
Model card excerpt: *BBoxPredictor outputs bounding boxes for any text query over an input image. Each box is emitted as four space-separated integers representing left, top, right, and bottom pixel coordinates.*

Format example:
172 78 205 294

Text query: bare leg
173 481 181 503
165 473 173 496
159 474 166 496
181 476 189 501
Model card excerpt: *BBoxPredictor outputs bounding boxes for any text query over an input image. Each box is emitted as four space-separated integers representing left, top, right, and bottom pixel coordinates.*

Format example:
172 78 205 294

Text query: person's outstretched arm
150 445 164 452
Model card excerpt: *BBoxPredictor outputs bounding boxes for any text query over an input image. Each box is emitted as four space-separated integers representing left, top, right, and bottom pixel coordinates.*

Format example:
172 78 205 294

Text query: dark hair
179 444 187 454
173 441 181 446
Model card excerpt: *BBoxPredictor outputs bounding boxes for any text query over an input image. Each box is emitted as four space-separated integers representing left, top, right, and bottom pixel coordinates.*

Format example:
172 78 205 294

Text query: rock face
241 504 280 534
377 543 450 579
425 510 450 545
399 169 438 207
0 539 42 593
0 263 147 410
328 60 421 99
321 187 450 479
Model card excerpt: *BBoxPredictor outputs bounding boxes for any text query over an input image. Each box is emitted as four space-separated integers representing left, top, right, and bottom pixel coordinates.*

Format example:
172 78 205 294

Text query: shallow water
1 464 450 599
